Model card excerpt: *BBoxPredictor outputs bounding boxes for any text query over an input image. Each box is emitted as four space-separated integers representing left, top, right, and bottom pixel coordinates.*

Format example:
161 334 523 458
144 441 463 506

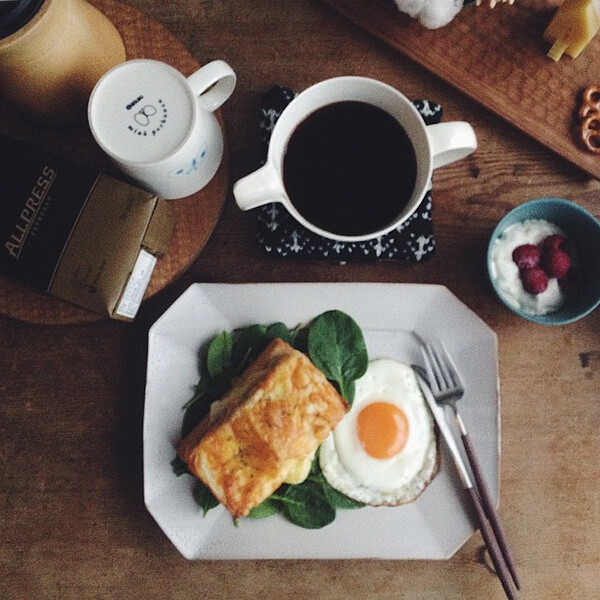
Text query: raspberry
543 234 570 254
542 249 571 279
512 244 541 270
521 267 548 295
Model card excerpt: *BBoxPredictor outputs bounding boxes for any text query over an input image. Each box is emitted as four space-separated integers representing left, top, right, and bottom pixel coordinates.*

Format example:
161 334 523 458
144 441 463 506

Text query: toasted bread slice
177 338 348 517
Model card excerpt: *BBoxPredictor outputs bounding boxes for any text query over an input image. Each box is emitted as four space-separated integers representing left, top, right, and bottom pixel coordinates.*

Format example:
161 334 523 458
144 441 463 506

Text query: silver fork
422 342 520 591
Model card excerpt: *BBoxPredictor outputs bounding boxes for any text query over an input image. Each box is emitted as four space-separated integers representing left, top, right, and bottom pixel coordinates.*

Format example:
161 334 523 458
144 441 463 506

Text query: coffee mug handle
427 122 477 169
187 60 237 112
233 163 287 210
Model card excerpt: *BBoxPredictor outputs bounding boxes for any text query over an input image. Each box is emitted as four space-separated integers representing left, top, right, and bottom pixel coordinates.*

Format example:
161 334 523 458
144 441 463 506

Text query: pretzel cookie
578 85 600 154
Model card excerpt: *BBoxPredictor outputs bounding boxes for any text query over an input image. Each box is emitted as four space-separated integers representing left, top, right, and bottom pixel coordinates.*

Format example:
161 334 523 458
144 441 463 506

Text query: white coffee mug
234 76 477 242
88 59 236 199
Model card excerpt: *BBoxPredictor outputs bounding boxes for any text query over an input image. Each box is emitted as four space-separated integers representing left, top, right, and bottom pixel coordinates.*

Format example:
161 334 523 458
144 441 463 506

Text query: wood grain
1 1 599 600
0 0 228 325
320 0 600 180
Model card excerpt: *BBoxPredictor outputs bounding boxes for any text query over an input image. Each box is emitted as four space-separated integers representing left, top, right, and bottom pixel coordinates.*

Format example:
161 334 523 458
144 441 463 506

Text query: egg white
320 359 437 505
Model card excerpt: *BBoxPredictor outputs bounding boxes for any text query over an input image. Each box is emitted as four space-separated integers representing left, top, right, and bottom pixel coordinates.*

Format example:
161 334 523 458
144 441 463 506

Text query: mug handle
187 60 237 112
233 163 287 210
427 122 477 169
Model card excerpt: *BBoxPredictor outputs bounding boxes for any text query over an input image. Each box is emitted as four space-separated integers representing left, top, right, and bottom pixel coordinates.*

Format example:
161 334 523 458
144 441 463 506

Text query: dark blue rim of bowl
487 197 600 325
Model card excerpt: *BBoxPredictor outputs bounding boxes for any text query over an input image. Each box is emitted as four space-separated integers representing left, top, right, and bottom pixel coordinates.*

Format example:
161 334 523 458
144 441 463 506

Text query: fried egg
320 358 437 505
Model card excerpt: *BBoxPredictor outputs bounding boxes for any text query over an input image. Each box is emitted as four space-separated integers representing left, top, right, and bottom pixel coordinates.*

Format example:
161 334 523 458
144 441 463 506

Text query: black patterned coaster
255 86 442 262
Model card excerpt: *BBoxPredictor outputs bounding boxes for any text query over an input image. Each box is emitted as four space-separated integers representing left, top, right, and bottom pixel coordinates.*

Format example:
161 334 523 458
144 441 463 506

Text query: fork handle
458 416 521 590
466 486 518 600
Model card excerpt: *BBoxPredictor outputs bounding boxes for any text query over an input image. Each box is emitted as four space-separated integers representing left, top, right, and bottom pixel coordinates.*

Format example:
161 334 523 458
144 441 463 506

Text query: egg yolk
357 401 409 459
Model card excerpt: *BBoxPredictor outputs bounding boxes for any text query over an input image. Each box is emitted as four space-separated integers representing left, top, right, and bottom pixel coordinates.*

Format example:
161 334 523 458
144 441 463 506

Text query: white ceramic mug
234 76 477 242
88 59 236 199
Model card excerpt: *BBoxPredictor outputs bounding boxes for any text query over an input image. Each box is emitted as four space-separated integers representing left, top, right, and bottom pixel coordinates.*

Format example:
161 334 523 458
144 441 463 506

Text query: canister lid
0 0 45 39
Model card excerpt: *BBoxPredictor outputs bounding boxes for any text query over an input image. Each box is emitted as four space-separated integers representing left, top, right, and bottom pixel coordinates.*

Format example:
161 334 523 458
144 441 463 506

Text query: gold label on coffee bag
0 135 98 289
4 166 57 260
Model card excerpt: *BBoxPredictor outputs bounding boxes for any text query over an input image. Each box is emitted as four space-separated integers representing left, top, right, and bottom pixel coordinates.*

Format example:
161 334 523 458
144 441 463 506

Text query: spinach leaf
206 331 233 378
265 322 294 344
181 372 232 437
182 377 208 410
247 497 282 519
291 324 309 354
231 324 268 373
319 476 364 509
308 310 368 404
170 455 190 477
230 322 299 376
308 451 364 509
192 481 220 516
277 481 335 529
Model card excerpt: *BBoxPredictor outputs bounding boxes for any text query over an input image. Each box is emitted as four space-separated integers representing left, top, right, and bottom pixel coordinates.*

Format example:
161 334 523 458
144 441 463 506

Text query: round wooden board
0 0 228 325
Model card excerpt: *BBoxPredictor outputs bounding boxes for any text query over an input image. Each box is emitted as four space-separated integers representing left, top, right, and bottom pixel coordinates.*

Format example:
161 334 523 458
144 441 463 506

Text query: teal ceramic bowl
487 198 600 325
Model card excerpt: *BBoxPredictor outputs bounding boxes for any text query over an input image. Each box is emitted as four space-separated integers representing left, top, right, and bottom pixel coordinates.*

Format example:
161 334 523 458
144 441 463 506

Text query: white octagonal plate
144 283 499 560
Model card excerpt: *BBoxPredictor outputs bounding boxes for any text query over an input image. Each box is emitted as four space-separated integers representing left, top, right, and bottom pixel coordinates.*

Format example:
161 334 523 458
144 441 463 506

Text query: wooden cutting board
320 0 600 180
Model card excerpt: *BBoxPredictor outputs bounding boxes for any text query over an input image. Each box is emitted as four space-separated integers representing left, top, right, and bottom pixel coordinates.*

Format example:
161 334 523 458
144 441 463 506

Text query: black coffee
283 101 417 237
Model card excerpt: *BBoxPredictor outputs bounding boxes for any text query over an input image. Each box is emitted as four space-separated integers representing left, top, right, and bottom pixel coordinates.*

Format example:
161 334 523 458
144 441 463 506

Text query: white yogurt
490 219 566 315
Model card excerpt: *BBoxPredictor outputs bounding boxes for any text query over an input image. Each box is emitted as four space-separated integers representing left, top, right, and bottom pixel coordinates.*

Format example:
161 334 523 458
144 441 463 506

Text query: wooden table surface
1 1 599 599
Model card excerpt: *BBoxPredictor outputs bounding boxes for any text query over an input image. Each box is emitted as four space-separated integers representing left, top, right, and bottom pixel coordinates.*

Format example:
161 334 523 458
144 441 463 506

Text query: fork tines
422 343 463 403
